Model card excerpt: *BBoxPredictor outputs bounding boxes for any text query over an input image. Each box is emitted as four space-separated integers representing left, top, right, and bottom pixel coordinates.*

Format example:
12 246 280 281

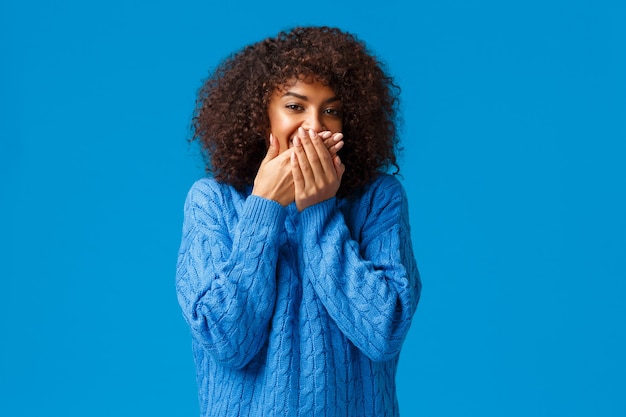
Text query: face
267 79 343 153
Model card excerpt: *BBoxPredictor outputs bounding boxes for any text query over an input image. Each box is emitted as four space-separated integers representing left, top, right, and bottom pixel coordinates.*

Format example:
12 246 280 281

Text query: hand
291 128 345 212
251 134 295 206
319 130 344 158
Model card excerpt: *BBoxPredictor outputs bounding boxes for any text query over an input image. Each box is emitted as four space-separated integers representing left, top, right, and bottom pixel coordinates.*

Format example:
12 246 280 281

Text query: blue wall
2 1 625 415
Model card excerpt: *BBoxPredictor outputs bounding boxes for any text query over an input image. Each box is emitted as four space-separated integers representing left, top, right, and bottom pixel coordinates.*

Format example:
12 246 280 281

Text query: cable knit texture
176 173 421 417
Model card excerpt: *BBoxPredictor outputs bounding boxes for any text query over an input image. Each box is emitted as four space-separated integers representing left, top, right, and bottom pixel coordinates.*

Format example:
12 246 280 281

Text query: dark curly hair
191 26 401 197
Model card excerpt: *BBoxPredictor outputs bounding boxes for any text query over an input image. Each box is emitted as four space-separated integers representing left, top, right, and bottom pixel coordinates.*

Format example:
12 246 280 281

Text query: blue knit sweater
176 173 421 417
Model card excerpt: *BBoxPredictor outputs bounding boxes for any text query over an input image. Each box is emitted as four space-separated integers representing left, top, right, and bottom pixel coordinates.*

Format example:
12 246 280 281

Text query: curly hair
191 26 401 197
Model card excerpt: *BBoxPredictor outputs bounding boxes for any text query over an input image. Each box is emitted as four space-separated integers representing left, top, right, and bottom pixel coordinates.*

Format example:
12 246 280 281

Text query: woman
176 26 421 417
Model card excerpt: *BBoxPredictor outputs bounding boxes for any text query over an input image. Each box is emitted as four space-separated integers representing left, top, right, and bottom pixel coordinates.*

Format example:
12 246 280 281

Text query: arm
297 176 421 362
176 179 286 369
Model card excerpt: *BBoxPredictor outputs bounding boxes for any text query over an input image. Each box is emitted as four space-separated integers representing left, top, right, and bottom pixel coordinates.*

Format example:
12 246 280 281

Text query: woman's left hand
291 127 345 212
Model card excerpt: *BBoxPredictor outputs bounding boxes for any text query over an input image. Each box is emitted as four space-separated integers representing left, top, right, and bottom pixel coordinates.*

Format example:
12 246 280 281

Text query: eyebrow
281 92 341 104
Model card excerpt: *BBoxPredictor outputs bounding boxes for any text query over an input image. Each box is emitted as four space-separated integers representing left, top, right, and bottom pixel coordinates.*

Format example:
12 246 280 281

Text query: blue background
1 0 625 416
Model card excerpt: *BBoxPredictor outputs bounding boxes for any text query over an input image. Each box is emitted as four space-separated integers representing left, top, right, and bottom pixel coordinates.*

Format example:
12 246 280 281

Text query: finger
291 151 304 194
330 139 344 157
261 133 279 164
295 127 321 168
305 129 336 176
323 132 344 157
331 132 343 143
322 132 342 148
319 131 332 139
292 133 314 181
334 155 346 181
297 128 328 179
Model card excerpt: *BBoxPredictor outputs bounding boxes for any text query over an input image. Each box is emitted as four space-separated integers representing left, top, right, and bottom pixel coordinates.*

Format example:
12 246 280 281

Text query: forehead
273 78 338 99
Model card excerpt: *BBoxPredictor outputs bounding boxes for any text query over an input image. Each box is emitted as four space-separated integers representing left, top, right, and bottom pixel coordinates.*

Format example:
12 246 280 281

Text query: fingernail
334 133 344 141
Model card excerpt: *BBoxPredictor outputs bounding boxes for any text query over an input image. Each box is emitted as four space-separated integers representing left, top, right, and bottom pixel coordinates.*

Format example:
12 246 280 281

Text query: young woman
176 26 421 417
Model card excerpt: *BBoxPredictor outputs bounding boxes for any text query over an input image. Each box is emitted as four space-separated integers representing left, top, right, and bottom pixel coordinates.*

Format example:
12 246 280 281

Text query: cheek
267 104 283 132
329 119 343 133
270 115 295 135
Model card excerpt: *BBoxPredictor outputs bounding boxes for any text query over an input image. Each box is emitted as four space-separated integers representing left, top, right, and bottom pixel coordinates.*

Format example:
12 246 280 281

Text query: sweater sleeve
175 179 287 369
297 175 421 362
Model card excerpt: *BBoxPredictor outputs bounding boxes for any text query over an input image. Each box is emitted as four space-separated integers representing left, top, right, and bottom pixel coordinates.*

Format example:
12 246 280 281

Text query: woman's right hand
252 134 295 206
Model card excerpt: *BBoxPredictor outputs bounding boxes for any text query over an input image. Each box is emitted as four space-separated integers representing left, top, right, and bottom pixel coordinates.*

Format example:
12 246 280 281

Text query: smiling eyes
285 104 342 117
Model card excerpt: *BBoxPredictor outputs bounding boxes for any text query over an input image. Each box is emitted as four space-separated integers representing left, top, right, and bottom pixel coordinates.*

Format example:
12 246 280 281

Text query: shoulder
185 177 246 205
339 174 408 229
352 173 407 211
183 177 247 222
187 177 227 197
363 173 405 198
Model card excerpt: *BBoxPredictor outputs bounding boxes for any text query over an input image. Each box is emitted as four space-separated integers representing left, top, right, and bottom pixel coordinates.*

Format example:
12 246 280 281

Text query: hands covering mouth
290 128 344 157
253 128 345 211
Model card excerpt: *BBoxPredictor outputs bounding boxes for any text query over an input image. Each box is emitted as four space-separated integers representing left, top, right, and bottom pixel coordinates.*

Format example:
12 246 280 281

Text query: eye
323 108 342 117
285 104 304 111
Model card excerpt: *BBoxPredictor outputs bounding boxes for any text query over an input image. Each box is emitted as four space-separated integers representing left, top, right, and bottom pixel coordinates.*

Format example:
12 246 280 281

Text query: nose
302 112 325 132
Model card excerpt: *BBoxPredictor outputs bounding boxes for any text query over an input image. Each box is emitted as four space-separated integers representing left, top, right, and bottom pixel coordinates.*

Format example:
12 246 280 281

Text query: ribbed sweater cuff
299 197 336 233
243 195 288 231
